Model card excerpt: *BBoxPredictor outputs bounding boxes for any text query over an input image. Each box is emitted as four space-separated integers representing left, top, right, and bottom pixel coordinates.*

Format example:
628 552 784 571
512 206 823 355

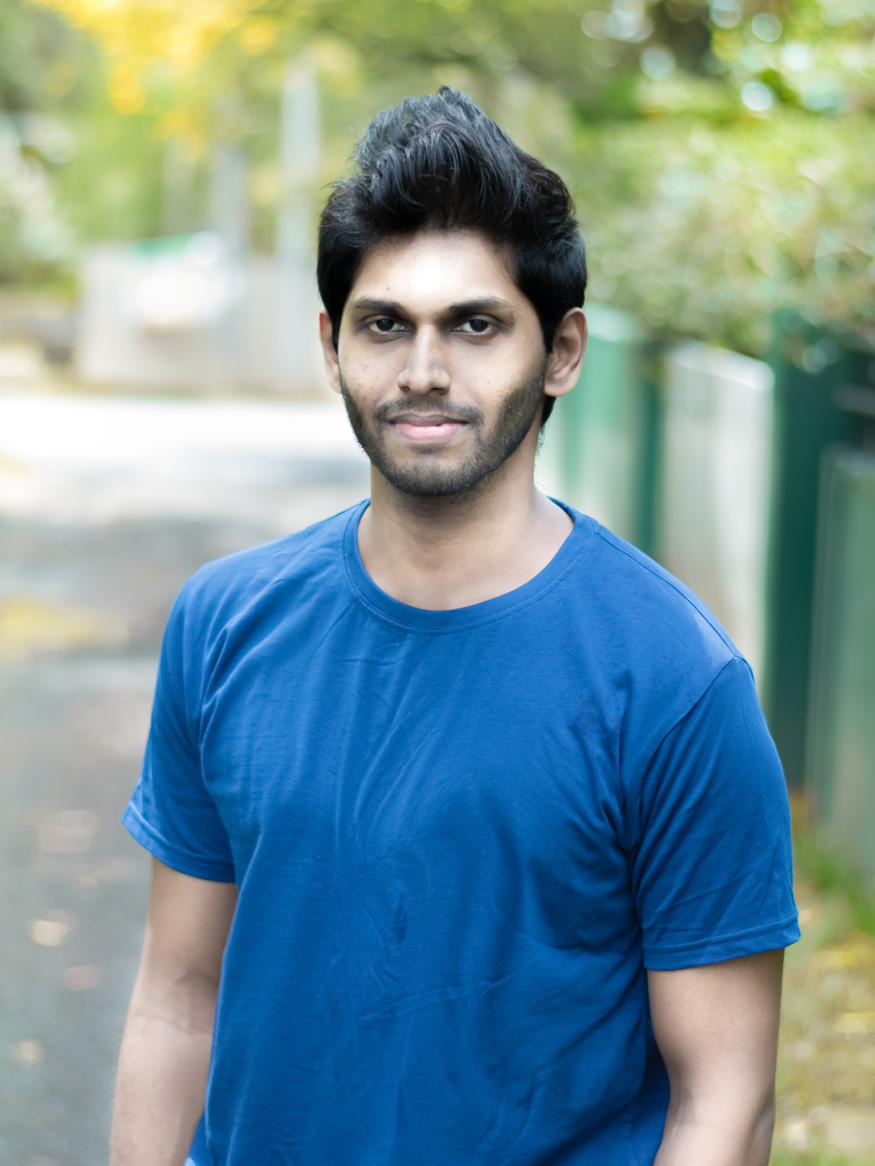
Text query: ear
319 311 342 396
544 308 587 402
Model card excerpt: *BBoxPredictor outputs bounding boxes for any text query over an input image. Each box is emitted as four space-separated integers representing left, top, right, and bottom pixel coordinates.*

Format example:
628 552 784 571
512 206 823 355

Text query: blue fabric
122 497 800 1165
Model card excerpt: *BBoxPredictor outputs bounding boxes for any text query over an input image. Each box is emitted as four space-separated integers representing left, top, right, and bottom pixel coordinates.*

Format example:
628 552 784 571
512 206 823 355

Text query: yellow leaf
0 596 127 660
28 914 74 947
239 16 277 55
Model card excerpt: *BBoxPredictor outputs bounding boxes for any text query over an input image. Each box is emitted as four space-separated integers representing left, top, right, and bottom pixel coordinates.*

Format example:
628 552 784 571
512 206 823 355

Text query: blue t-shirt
122 497 800 1166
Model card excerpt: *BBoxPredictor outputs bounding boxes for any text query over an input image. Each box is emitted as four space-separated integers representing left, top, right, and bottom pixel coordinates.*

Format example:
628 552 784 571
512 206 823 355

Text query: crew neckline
342 496 593 634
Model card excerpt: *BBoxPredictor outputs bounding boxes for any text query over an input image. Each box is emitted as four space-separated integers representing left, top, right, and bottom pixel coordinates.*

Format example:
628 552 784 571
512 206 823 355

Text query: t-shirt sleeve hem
643 913 801 970
121 802 236 883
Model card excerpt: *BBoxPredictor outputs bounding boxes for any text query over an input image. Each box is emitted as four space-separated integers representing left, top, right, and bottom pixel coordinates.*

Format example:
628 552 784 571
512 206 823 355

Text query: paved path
0 389 369 1165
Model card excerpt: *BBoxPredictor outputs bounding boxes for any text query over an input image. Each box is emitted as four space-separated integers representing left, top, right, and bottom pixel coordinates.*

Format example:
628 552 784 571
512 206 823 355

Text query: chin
376 447 507 499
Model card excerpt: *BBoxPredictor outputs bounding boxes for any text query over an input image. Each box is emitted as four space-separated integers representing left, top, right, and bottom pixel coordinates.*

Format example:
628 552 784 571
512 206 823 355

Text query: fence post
654 340 775 681
763 309 871 787
805 448 875 888
556 305 657 551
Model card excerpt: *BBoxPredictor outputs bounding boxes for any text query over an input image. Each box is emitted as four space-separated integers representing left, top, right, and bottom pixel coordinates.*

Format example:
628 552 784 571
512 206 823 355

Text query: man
111 88 799 1165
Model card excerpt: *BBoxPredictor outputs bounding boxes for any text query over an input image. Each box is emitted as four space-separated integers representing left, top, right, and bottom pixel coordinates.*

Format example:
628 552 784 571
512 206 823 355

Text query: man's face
325 230 550 499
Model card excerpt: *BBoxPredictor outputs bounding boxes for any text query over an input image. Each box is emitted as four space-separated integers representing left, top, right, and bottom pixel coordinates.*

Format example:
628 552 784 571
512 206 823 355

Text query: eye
457 318 495 335
367 317 405 334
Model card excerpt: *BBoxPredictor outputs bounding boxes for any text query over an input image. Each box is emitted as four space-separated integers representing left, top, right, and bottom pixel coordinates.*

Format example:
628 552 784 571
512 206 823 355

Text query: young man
112 88 799 1165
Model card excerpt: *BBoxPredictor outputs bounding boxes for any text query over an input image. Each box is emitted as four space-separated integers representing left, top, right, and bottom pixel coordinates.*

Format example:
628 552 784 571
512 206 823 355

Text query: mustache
375 402 481 425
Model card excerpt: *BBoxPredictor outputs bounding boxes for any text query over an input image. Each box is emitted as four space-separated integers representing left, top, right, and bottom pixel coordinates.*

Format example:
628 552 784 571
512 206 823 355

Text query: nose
397 326 450 394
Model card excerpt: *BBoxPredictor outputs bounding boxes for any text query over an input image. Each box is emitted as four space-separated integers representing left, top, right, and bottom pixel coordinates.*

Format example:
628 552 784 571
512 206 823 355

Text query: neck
358 470 573 611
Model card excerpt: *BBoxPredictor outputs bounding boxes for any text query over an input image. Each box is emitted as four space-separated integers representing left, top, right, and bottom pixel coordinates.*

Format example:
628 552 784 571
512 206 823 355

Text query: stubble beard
339 360 549 499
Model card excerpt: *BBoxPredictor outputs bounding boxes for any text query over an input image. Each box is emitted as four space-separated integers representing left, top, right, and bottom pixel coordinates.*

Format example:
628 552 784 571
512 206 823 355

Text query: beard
339 359 549 499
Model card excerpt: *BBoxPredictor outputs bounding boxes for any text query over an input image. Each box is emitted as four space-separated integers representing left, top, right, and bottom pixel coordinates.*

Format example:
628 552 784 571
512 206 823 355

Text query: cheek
339 356 374 392
341 346 399 389
466 344 527 389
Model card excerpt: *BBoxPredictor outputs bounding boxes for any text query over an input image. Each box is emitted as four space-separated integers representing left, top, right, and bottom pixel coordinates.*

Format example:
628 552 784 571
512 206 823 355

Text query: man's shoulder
583 517 737 663
175 501 359 627
559 509 744 734
564 513 763 778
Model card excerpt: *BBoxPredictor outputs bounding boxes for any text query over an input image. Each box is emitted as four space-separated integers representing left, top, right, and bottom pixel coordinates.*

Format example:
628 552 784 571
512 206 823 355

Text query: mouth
388 416 470 444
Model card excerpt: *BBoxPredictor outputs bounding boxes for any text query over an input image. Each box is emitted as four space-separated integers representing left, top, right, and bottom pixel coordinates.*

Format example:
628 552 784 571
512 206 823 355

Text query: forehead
346 230 523 314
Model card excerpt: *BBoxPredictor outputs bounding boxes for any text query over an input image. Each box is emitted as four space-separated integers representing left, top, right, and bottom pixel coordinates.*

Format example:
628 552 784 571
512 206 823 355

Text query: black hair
317 86 586 429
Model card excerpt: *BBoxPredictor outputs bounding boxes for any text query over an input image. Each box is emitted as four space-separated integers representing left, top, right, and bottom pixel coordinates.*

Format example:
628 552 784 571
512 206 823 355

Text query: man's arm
649 949 785 1166
110 857 238 1166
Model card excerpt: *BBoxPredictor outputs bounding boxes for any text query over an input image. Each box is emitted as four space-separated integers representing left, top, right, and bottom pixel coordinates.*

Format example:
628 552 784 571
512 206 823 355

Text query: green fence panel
805 450 875 888
763 311 870 787
655 340 774 686
550 305 658 551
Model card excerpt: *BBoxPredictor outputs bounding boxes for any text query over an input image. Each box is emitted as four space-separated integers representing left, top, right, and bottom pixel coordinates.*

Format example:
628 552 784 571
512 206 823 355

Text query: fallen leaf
14 1040 44 1065
28 909 75 948
835 1011 875 1035
63 965 103 991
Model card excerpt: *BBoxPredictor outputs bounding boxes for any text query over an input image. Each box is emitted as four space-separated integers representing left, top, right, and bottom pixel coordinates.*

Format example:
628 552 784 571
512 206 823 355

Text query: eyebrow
348 296 516 320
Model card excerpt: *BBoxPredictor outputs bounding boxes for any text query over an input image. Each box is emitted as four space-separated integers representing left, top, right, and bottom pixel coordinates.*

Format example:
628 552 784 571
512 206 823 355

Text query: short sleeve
121 582 236 882
631 655 800 970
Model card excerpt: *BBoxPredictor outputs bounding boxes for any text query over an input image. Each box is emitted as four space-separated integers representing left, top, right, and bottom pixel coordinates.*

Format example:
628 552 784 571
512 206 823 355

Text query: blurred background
0 1 873 1162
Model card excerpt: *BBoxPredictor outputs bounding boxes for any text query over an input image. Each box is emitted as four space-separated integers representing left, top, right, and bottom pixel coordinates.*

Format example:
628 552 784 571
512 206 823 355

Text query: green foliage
772 1151 869 1166
0 0 75 114
0 0 88 285
2 0 873 349
0 0 168 285
794 821 875 939
50 76 166 248
566 109 875 355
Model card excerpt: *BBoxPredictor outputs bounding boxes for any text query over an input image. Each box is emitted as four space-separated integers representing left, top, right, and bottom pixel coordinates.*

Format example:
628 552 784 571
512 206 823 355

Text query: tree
18 0 875 348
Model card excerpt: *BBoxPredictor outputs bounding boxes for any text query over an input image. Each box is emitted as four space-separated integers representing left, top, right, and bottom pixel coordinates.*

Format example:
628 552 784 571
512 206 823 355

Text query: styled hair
317 86 586 429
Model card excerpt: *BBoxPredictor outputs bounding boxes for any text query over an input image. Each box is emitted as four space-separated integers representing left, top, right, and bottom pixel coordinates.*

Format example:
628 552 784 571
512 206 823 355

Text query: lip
388 415 470 444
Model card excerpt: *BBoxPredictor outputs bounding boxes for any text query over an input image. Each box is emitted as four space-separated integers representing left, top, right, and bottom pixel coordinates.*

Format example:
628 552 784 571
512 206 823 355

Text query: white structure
658 340 775 682
74 236 326 396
